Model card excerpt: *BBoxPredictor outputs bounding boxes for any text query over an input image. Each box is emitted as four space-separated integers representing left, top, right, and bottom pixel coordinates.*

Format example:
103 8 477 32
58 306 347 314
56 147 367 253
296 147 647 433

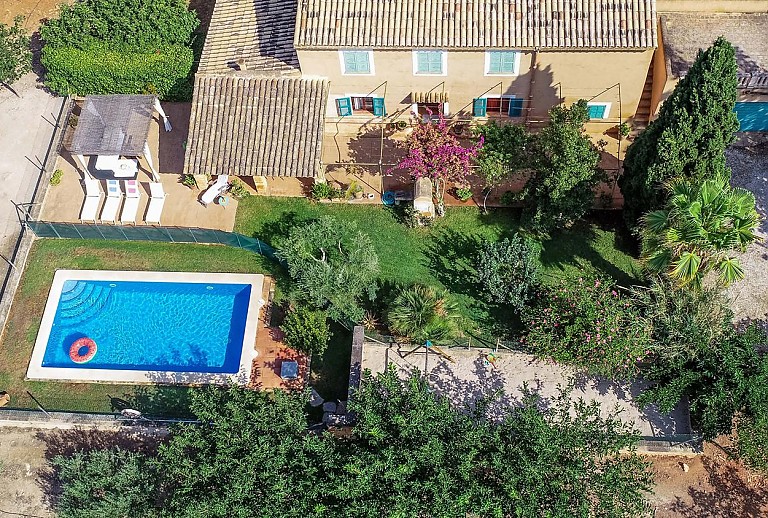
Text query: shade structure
70 95 155 156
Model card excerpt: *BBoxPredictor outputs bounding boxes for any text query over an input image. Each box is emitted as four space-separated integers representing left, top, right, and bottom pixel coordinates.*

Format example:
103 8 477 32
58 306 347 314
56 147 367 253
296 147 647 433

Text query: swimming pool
27 270 264 384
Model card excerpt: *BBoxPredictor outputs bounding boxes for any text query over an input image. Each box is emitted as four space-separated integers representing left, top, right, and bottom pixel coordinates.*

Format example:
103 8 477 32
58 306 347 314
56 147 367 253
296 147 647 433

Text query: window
485 51 520 75
413 50 446 75
336 96 385 117
340 50 373 75
473 96 523 117
586 102 611 119
417 102 443 121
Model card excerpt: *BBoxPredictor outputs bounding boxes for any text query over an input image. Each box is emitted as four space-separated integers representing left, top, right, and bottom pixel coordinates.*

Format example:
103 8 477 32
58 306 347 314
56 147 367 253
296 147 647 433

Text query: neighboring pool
27 270 264 384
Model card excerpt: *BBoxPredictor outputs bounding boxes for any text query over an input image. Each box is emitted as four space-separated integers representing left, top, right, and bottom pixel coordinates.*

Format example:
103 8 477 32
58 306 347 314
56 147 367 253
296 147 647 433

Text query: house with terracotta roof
185 0 659 195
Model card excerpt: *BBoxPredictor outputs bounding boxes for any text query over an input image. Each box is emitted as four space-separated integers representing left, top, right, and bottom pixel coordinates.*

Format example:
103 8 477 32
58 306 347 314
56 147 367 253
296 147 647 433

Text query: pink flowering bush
522 276 651 378
394 111 482 186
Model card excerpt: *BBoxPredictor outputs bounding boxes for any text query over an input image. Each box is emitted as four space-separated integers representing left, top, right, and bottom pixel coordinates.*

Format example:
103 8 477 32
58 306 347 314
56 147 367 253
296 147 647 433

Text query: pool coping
26 270 265 385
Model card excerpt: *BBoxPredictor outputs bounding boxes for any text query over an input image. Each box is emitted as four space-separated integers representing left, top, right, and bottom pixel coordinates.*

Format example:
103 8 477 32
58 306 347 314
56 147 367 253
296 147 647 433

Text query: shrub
523 276 651 378
281 306 331 356
476 235 540 311
388 284 459 345
455 186 473 201
737 414 768 472
42 42 194 99
228 178 251 199
311 182 343 200
40 0 199 100
0 16 32 85
50 169 64 186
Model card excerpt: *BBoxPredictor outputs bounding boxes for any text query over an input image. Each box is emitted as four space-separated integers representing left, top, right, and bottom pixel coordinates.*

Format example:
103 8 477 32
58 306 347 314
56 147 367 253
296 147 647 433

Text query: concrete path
0 74 64 286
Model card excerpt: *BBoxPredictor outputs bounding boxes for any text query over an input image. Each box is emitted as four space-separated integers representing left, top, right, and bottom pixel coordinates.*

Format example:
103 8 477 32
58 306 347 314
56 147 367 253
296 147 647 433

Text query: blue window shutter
587 104 606 119
336 97 352 116
508 98 523 117
372 97 386 117
473 98 487 117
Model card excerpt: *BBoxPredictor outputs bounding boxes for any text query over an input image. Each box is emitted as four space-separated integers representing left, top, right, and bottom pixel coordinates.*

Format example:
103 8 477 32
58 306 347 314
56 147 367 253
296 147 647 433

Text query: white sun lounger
120 180 141 224
80 178 103 222
200 174 229 206
145 182 166 225
100 179 122 223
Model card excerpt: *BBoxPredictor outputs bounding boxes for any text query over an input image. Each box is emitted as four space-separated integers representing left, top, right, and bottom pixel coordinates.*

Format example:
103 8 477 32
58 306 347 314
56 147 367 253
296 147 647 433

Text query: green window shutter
343 51 370 74
336 97 353 116
508 98 523 117
416 51 443 74
487 51 517 74
473 98 487 117
587 104 606 119
372 97 386 117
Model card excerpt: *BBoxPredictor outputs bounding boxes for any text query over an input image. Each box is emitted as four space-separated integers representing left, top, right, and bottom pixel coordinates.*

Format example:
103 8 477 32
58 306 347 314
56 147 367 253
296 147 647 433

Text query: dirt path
0 0 68 28
650 441 768 517
0 428 53 518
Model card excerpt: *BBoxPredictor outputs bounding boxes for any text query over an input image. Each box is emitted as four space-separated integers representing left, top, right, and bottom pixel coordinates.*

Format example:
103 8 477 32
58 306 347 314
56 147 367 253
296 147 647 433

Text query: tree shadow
539 216 642 286
669 456 768 517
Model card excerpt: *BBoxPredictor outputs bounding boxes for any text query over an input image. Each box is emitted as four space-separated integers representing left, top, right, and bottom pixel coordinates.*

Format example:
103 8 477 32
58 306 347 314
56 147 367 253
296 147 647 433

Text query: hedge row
41 42 194 101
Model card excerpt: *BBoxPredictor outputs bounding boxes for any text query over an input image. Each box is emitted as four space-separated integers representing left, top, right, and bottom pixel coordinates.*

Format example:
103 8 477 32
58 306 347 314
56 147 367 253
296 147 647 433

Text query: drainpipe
524 48 539 129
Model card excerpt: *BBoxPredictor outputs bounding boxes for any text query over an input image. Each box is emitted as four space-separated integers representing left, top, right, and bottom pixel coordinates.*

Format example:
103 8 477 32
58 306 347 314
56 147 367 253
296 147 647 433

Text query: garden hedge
41 42 194 100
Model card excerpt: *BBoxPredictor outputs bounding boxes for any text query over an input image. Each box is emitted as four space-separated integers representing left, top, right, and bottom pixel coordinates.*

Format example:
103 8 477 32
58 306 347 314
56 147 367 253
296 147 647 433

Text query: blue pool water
42 280 252 372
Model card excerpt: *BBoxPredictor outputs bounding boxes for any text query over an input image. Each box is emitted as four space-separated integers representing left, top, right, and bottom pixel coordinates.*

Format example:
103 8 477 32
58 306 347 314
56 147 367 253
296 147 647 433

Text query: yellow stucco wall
297 48 654 127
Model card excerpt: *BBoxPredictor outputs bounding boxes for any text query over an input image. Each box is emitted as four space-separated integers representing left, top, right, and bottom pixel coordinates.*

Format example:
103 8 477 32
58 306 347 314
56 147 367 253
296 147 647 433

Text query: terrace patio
40 100 238 231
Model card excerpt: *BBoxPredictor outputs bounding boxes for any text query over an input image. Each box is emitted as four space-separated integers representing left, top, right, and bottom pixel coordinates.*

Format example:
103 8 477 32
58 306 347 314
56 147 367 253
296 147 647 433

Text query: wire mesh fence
363 329 521 352
26 221 278 260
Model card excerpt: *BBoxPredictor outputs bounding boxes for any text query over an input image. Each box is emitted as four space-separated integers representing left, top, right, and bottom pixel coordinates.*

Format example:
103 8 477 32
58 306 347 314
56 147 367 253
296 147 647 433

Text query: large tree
0 16 31 87
619 37 739 228
640 174 760 288
276 216 379 323
344 367 654 517
519 99 605 233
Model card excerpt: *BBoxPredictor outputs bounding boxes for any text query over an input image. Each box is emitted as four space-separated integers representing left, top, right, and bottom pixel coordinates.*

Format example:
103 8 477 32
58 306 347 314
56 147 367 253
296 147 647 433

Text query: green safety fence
26 221 278 261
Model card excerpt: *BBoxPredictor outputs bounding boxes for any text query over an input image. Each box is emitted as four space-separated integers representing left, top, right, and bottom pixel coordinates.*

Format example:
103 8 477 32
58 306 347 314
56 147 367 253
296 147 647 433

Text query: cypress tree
619 36 739 228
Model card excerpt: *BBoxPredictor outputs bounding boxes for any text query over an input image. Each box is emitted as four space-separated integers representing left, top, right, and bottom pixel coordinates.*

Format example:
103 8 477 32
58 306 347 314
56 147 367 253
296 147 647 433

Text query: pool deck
27 270 265 385
249 278 309 391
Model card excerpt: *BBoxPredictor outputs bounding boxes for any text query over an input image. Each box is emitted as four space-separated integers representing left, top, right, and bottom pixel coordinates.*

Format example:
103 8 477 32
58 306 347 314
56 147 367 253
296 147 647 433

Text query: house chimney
237 58 247 71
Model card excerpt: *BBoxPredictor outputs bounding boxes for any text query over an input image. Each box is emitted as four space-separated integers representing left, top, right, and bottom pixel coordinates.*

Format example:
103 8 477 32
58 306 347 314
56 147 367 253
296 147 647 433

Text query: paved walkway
0 74 64 283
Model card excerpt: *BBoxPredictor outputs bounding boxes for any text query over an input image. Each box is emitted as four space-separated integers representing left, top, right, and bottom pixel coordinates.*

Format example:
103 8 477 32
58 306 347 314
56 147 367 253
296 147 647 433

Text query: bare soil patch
0 0 69 28
649 441 768 517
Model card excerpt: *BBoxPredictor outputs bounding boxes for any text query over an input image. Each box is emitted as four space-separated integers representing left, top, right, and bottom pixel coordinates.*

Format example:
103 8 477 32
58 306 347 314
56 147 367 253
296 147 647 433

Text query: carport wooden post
143 141 159 181
75 154 92 178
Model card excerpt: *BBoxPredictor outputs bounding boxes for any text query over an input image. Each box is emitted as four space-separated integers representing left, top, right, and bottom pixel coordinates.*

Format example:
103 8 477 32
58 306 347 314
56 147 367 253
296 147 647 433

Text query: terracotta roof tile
199 0 300 74
184 75 329 177
295 0 657 50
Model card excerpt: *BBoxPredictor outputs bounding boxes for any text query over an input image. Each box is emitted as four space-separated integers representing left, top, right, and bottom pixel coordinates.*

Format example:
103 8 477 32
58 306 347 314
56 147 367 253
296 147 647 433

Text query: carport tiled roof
295 0 657 50
661 13 768 90
184 75 329 178
198 0 300 74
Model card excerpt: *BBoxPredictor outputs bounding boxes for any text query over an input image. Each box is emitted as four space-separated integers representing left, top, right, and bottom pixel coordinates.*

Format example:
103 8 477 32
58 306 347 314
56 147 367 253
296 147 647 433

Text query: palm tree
387 284 459 345
640 174 761 288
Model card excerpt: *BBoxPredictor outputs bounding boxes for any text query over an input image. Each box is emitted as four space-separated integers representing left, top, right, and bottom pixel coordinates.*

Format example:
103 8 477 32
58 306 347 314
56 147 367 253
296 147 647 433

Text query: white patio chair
200 175 230 206
120 180 141 224
145 182 166 225
79 178 103 222
113 158 139 178
100 179 122 223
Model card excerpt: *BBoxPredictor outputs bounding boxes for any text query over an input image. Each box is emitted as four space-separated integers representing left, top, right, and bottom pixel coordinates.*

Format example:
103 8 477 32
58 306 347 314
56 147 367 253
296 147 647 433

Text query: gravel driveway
726 138 768 324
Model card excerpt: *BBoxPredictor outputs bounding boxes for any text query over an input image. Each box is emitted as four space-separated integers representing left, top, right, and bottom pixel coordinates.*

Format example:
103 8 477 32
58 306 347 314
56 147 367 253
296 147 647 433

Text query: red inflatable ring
69 337 97 364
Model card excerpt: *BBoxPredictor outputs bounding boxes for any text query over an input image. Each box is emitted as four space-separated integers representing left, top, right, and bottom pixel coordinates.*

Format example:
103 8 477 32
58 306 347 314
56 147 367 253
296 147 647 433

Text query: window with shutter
586 103 609 119
486 51 519 75
336 97 353 116
508 98 524 117
473 98 487 117
414 51 445 75
372 97 386 116
341 51 372 74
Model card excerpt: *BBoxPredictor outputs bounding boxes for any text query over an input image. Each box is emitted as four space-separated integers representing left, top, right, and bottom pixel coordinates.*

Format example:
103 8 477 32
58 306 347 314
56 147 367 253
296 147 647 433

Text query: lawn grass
235 197 643 339
0 239 279 416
